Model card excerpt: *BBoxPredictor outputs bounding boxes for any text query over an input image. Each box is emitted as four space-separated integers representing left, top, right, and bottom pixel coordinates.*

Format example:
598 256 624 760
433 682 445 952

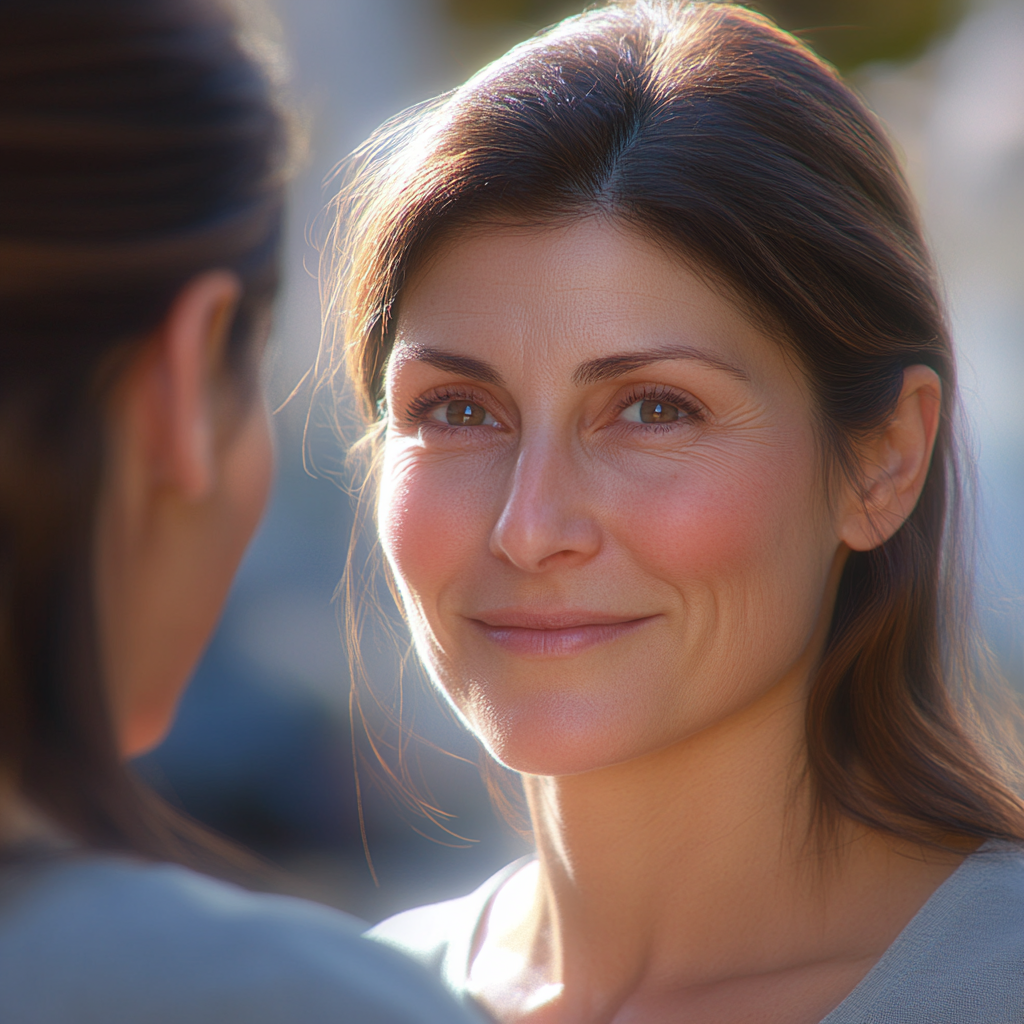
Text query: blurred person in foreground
320 2 1024 1021
0 1 486 1021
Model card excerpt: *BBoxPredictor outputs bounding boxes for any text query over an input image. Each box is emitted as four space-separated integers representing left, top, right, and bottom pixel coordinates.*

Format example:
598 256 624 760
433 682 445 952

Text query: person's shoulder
0 853 484 1023
938 840 1024 923
897 840 1024 975
947 840 1024 950
370 892 477 974
369 855 535 986
825 841 1024 1024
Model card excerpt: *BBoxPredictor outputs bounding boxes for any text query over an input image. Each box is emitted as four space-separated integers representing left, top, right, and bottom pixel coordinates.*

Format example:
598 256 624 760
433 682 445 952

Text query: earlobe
840 365 942 552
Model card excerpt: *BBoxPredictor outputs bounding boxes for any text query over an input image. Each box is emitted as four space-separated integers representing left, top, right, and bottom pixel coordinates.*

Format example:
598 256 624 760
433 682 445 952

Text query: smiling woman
380 220 850 779
319 2 1024 1021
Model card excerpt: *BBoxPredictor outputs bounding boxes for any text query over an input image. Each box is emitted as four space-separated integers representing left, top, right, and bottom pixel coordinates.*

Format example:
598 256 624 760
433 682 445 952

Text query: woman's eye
620 399 683 424
430 400 498 427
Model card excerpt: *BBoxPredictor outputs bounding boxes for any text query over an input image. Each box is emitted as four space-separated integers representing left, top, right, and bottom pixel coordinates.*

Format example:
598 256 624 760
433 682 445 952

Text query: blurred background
135 0 1024 923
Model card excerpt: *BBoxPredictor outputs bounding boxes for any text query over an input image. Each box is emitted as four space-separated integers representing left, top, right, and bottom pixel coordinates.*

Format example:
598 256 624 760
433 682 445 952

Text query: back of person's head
0 0 287 864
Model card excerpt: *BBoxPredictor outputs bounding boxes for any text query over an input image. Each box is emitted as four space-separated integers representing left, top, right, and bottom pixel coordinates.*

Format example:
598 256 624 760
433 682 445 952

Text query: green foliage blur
446 0 965 71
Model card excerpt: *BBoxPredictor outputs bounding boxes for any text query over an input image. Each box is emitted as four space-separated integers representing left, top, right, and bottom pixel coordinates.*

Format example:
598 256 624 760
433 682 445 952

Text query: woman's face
381 218 846 776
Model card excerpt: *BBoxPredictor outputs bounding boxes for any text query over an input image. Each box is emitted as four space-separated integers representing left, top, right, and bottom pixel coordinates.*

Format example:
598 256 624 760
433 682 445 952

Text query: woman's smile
467 610 660 659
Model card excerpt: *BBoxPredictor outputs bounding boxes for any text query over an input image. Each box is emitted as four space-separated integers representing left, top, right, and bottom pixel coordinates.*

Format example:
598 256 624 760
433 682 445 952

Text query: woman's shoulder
825 840 1024 1023
0 851 484 1024
369 855 535 991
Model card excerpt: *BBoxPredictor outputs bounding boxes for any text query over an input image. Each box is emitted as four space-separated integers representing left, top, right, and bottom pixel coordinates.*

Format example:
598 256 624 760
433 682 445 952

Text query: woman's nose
488 442 602 572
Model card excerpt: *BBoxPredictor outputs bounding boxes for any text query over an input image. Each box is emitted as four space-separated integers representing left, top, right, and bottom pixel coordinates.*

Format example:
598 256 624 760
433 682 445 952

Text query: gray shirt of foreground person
370 840 1024 1023
0 852 487 1024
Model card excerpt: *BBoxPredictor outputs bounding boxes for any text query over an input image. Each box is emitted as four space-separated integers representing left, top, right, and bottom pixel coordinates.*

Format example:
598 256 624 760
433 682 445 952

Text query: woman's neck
469 675 964 1023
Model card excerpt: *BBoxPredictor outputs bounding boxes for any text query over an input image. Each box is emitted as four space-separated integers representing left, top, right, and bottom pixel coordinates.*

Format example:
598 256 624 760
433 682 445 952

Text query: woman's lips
467 611 657 658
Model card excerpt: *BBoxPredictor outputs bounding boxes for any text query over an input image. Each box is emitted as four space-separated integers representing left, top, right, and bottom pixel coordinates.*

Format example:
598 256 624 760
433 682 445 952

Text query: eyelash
613 384 705 425
402 386 501 427
401 384 705 429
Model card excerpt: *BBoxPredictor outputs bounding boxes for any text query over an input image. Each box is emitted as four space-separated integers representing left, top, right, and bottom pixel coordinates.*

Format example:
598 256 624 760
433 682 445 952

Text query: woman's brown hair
319 0 1024 852
0 0 287 868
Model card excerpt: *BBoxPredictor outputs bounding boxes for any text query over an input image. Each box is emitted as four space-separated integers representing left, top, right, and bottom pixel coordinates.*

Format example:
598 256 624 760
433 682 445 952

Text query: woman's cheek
610 458 770 573
611 445 813 585
377 442 489 607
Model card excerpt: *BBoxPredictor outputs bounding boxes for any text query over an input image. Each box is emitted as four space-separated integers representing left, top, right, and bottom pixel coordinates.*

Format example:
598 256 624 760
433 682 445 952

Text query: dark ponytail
0 0 288 870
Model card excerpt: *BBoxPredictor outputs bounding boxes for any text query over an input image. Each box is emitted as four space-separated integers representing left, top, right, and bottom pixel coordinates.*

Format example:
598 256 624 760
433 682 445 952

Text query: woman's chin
485 741 627 777
469 702 651 777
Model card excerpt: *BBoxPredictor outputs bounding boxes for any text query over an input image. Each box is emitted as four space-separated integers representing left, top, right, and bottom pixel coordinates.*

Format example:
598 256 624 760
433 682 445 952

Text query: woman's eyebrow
395 343 747 386
398 344 505 385
573 345 750 385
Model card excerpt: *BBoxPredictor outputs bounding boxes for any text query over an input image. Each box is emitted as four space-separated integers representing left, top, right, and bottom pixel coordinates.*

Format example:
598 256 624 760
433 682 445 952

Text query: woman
0 2 485 1021
320 2 1024 1021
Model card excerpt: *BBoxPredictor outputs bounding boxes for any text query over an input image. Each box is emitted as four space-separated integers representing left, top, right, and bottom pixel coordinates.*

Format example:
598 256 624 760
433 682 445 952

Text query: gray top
369 841 1024 1023
0 850 486 1024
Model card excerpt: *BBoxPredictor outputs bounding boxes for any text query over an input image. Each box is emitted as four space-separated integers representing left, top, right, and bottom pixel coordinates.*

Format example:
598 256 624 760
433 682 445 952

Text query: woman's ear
148 269 242 500
840 365 942 552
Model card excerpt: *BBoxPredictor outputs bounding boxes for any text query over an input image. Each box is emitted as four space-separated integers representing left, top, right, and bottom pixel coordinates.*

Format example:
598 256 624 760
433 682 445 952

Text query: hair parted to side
0 0 288 871
319 0 1024 852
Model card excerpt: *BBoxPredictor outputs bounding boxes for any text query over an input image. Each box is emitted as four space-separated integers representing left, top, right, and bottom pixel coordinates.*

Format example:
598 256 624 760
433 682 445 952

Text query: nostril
489 509 601 572
488 449 601 570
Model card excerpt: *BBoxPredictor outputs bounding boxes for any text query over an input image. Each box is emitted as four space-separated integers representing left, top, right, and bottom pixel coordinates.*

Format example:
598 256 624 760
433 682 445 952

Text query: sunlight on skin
468 860 565 1016
380 218 948 1024
523 986 565 1014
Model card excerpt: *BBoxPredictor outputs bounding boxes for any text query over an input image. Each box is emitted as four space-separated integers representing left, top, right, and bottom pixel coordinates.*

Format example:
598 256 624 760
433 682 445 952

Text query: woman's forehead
391 219 783 386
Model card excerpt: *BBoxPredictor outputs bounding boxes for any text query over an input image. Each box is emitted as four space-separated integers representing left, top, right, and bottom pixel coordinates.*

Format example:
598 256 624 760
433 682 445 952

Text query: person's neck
471 675 964 1023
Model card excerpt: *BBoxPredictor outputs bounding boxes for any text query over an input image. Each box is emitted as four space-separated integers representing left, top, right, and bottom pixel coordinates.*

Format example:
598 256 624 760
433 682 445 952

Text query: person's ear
840 365 942 552
147 269 241 501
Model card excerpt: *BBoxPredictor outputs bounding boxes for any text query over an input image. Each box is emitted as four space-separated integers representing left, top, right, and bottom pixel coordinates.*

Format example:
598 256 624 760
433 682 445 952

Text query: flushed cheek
611 452 798 580
608 445 830 678
377 442 495 633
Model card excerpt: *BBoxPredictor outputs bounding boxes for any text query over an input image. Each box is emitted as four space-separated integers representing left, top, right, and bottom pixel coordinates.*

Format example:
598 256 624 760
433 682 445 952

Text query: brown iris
446 400 487 425
639 400 679 423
